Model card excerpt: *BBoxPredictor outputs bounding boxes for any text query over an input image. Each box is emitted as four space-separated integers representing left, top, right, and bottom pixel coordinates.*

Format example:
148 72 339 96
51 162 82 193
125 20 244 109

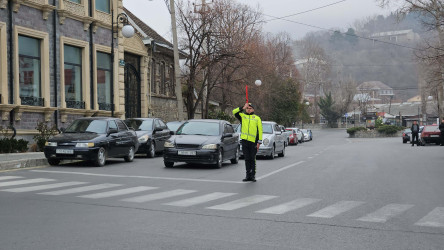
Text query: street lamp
110 11 134 117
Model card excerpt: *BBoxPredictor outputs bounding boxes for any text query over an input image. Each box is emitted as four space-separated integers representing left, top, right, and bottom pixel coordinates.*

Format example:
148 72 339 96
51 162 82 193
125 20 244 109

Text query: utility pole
169 0 184 120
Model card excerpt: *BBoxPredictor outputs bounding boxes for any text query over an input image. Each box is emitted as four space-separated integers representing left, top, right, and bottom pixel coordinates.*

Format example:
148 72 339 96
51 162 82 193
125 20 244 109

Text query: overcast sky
124 0 395 42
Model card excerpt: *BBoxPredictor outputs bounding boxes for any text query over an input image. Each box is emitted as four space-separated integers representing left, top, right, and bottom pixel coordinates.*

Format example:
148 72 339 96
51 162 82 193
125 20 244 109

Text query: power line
264 0 347 22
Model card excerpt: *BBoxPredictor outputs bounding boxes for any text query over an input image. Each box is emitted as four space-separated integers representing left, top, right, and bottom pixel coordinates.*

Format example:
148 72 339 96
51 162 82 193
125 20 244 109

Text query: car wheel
278 146 285 157
147 142 156 158
230 147 239 164
215 149 223 168
124 146 135 162
164 161 174 168
269 146 275 159
47 159 60 166
95 147 106 167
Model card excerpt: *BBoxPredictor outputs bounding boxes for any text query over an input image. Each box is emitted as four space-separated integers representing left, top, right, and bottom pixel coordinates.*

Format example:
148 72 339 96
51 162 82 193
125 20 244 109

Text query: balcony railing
98 102 113 111
66 100 85 109
20 96 44 106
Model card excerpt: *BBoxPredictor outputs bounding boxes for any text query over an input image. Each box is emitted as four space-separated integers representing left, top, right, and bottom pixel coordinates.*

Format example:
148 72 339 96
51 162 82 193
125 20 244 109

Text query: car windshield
262 124 273 134
65 120 107 134
126 119 153 131
167 122 183 132
176 121 220 136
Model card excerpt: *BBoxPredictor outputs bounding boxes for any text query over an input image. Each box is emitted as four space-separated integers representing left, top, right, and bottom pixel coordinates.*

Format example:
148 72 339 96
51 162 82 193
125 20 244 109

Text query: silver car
236 121 286 159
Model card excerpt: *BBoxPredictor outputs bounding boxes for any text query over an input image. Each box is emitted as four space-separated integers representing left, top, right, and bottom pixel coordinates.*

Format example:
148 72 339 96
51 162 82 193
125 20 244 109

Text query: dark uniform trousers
242 140 257 178
411 132 419 146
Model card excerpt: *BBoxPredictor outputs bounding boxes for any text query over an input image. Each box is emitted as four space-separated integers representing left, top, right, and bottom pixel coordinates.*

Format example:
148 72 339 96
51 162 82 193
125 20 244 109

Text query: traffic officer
233 103 263 182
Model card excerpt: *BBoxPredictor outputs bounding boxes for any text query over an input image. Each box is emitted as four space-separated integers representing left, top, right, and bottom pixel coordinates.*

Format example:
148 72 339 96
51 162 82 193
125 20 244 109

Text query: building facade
0 0 179 143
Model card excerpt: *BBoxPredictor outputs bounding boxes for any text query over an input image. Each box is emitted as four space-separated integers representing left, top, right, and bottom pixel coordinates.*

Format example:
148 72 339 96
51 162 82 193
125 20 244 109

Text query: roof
123 7 173 47
357 81 393 90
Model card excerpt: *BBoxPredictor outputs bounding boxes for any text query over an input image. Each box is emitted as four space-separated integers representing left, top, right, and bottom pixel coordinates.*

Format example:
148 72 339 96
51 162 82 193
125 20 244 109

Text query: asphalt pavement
0 129 443 250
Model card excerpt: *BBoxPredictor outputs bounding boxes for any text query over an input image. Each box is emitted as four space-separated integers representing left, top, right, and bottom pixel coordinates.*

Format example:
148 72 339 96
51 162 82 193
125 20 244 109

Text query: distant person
439 119 444 146
232 103 263 182
411 120 420 147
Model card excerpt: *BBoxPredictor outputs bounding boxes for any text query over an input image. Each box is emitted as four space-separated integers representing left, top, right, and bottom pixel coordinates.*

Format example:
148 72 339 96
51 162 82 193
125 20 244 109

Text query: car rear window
424 125 439 132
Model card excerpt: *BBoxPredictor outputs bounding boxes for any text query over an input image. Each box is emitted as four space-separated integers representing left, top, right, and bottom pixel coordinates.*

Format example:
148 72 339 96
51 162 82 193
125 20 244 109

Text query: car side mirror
222 133 233 139
107 128 118 136
169 131 176 135
275 131 282 135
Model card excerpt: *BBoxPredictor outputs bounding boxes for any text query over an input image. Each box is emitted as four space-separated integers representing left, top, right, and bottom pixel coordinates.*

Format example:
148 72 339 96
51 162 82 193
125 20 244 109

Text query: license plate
178 151 196 156
431 135 439 137
56 149 74 154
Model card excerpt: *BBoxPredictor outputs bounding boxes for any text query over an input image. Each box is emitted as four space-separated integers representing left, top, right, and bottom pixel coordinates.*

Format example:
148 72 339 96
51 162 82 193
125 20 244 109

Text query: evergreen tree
318 92 341 128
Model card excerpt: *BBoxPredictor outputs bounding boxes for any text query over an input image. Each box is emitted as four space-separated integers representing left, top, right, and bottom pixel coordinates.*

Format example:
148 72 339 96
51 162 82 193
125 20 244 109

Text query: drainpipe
53 0 58 129
89 0 94 110
8 0 14 126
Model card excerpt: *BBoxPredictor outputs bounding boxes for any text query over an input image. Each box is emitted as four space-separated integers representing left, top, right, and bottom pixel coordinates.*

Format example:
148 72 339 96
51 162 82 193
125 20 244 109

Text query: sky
124 0 395 42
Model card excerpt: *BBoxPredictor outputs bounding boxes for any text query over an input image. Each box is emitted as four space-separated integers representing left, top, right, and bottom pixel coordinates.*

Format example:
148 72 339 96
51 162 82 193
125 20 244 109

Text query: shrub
346 126 367 135
376 125 403 135
33 121 59 152
0 126 29 153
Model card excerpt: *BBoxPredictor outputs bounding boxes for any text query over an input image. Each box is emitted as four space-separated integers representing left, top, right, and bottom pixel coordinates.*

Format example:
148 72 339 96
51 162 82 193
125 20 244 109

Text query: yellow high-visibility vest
232 107 263 144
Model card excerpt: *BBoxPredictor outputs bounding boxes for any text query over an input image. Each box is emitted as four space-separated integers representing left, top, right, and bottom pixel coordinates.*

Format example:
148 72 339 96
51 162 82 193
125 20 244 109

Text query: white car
300 129 310 142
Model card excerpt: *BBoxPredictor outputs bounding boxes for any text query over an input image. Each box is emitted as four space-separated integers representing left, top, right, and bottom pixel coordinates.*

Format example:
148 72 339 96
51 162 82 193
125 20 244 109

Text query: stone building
0 0 180 143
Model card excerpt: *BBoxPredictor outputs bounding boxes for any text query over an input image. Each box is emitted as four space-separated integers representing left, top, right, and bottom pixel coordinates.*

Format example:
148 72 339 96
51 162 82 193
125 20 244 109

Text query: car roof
262 121 276 124
187 119 228 124
75 117 119 121
126 118 155 120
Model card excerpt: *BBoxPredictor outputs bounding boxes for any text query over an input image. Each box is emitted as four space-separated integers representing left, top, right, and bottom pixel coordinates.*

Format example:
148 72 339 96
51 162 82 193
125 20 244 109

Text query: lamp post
110 10 134 117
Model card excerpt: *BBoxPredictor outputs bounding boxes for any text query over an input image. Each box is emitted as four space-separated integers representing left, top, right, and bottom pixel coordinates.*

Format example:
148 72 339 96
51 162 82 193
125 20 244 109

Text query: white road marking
357 204 414 223
414 207 444 228
307 157 313 159
0 178 54 187
207 195 277 211
0 176 23 181
122 189 196 203
164 192 237 207
31 170 244 184
307 201 365 218
78 186 158 199
256 161 305 180
1 182 86 192
256 198 321 214
39 183 122 195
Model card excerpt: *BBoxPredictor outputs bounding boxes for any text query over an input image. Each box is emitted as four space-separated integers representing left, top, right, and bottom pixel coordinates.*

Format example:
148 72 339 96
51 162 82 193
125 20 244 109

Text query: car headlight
138 134 149 143
164 141 175 148
202 144 218 150
45 142 57 147
75 142 94 148
263 138 269 146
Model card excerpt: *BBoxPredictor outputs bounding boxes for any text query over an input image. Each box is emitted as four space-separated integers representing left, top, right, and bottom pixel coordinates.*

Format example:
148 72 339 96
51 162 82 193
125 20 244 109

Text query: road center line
256 161 305 180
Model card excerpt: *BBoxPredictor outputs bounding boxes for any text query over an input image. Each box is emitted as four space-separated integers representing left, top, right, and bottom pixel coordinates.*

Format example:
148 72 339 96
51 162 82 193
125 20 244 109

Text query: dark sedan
163 119 239 168
44 117 139 166
125 118 171 158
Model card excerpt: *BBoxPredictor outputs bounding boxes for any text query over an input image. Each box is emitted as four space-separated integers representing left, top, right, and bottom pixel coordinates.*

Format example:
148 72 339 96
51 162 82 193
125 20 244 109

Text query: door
107 120 120 157
124 54 141 118
222 123 237 160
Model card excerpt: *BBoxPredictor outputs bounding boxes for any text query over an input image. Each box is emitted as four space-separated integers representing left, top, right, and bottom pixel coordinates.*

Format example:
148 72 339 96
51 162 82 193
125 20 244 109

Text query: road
0 129 443 250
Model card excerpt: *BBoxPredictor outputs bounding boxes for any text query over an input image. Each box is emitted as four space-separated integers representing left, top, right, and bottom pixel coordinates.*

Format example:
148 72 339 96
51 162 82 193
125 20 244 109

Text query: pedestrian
233 103 263 182
439 119 444 146
411 120 420 147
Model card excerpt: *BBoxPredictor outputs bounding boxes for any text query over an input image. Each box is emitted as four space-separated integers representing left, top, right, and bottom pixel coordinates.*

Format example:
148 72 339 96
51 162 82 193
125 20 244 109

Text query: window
116 120 128 131
108 120 117 131
69 0 81 3
95 0 110 13
151 60 157 94
169 65 175 96
97 52 111 111
64 45 83 109
18 35 42 106
160 62 166 95
224 124 234 134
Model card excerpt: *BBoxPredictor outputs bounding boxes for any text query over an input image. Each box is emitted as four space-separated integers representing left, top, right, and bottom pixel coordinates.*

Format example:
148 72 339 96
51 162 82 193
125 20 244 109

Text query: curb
0 158 49 171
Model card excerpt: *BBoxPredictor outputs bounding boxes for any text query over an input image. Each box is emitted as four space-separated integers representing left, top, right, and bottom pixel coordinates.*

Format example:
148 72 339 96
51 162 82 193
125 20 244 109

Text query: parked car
278 125 292 146
163 119 239 168
44 117 139 167
234 124 243 157
402 128 411 143
258 121 286 159
420 125 441 145
124 118 170 158
166 121 186 134
300 129 311 141
285 128 299 145
306 129 313 140
287 127 304 143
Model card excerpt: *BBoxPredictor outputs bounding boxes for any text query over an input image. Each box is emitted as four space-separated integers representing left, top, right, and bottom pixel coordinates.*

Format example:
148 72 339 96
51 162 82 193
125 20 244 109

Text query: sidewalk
0 152 49 171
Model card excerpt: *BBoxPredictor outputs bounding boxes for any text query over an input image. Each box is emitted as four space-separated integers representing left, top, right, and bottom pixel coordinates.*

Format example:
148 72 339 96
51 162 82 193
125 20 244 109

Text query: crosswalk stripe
256 198 321 214
122 189 197 203
78 186 158 199
38 183 122 195
307 201 365 218
357 204 414 223
207 195 277 211
164 192 237 207
0 178 55 187
0 176 23 181
1 182 87 192
414 207 444 228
